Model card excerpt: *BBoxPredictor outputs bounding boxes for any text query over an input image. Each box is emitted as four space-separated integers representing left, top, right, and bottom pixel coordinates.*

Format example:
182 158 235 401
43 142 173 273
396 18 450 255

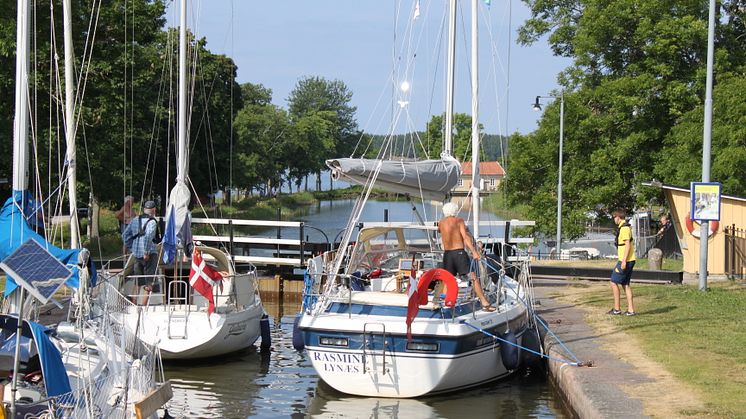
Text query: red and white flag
189 249 223 316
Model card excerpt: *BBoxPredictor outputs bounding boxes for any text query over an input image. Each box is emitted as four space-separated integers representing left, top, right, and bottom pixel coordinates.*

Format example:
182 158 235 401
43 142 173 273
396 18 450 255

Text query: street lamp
532 91 565 256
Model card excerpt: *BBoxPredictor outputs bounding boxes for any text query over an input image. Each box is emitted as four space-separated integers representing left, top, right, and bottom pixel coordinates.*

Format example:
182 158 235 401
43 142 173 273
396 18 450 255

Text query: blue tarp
0 315 72 397
1 190 97 296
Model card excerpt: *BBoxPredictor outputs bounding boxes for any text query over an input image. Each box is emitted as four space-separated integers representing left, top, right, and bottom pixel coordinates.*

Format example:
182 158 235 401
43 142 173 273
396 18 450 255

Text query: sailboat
296 0 539 397
102 0 267 360
1 0 169 417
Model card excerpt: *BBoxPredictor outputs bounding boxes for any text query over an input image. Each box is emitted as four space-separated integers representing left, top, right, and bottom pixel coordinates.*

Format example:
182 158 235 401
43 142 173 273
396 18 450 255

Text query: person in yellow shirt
608 209 636 316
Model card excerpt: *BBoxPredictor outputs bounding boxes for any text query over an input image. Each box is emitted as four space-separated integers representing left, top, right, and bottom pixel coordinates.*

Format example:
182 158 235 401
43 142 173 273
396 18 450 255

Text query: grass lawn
563 280 746 417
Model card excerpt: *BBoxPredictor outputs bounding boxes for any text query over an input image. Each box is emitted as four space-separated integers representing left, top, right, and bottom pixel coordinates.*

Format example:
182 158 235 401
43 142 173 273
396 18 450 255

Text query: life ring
685 213 719 238
416 268 459 307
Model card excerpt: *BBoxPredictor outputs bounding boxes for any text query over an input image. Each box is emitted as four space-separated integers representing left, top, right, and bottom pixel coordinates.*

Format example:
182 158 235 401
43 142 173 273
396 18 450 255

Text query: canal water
163 300 568 418
163 198 569 417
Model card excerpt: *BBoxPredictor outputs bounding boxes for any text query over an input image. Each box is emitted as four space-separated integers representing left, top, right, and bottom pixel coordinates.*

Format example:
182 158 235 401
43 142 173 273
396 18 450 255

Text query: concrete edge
545 341 600 419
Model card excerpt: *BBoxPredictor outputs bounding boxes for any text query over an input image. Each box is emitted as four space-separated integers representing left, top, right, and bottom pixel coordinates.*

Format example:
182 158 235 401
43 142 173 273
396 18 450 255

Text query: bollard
648 248 663 270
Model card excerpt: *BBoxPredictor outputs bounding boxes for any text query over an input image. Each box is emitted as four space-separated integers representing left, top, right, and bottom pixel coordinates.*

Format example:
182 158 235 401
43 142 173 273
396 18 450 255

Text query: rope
479 251 588 366
460 320 587 367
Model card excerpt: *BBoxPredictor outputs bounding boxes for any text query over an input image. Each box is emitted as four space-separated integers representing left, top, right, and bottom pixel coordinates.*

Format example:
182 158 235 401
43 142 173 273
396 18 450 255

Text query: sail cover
327 157 461 201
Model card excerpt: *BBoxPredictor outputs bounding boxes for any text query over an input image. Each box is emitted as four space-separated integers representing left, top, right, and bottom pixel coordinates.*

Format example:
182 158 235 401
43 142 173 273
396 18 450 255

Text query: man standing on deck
438 202 494 311
608 208 636 316
123 200 160 303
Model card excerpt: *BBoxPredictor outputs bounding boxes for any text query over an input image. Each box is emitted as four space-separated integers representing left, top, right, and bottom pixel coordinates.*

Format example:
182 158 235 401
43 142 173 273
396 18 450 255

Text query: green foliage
233 97 290 193
657 73 746 196
508 0 746 238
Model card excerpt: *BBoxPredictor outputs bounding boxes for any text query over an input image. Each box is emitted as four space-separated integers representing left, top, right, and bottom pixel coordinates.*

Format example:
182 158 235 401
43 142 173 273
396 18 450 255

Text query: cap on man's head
443 202 459 217
143 200 156 210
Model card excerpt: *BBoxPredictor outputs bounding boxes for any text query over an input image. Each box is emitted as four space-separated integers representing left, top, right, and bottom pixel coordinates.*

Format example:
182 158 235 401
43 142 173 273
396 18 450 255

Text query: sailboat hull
122 302 264 359
300 293 528 397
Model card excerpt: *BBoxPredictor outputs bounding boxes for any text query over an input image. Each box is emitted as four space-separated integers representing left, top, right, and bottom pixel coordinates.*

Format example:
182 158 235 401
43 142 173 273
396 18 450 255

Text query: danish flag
189 249 223 316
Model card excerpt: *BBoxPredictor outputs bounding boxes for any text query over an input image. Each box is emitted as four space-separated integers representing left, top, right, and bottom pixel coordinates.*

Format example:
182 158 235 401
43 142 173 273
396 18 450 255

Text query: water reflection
307 368 561 419
162 298 566 418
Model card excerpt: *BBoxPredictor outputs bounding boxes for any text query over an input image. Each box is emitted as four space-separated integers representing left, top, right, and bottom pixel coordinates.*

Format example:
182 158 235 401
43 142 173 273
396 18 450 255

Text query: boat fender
500 330 521 371
291 313 305 351
520 328 544 369
260 313 272 350
416 269 458 307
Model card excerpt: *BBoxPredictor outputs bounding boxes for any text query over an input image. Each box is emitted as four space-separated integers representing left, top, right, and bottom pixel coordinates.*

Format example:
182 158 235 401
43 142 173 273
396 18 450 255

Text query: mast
10 3 31 415
470 0 480 238
443 0 456 156
12 0 30 196
63 0 79 248
177 0 188 183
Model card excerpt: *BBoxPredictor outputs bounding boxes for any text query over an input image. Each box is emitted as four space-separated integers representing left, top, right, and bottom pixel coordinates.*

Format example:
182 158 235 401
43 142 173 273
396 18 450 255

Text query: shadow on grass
639 305 677 315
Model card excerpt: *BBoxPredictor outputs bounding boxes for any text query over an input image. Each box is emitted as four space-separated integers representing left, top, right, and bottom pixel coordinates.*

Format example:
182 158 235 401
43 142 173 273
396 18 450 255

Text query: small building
644 181 746 281
454 161 505 195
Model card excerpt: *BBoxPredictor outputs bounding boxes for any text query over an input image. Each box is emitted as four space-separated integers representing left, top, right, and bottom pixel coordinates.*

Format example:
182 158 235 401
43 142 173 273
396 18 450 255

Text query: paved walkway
533 278 650 419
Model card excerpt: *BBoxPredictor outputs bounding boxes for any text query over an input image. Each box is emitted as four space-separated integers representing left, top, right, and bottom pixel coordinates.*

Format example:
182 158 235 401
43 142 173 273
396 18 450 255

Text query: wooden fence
725 224 746 279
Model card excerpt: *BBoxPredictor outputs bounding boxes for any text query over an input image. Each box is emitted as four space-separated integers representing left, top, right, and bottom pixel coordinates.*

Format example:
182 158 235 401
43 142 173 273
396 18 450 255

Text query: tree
287 76 359 188
233 84 290 195
656 74 746 197
425 113 484 161
504 0 746 238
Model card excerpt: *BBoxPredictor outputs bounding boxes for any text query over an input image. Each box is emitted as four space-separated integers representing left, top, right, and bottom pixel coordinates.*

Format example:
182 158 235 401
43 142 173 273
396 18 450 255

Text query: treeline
505 0 746 239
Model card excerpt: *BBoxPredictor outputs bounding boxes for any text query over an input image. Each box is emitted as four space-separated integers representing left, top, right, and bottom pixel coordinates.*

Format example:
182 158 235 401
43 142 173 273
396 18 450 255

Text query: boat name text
313 352 362 373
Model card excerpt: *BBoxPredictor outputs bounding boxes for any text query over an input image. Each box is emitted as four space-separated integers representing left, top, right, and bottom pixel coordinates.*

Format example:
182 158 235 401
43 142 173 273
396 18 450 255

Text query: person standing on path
438 202 494 311
608 209 636 316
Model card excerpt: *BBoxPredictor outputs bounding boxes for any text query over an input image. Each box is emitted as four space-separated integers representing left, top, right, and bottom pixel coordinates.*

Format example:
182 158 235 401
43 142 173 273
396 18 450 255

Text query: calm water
263 199 510 245
163 299 568 418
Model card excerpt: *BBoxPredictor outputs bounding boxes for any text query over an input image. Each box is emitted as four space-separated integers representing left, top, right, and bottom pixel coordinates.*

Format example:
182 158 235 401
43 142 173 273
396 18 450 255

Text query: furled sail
327 156 461 201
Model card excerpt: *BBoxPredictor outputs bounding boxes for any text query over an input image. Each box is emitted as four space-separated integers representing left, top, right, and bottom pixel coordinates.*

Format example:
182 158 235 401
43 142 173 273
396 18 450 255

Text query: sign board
0 239 72 304
690 182 721 222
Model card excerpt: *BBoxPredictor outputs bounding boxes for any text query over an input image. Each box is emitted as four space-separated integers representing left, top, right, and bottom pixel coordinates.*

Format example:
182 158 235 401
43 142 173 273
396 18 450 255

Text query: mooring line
460 320 587 367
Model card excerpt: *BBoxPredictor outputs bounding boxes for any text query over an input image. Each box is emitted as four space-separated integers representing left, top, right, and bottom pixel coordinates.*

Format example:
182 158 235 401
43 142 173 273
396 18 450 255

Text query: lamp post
532 91 565 256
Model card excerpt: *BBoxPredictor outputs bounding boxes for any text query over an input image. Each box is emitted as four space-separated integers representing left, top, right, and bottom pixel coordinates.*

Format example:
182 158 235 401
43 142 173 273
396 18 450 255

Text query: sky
166 0 571 137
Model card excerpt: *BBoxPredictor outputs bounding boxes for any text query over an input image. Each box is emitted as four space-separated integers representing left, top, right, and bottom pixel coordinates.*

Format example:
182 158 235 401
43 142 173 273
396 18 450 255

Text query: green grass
573 280 746 418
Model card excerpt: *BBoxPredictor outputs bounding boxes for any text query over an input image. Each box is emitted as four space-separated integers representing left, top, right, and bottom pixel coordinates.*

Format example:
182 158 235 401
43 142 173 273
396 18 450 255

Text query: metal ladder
362 323 389 375
167 280 190 339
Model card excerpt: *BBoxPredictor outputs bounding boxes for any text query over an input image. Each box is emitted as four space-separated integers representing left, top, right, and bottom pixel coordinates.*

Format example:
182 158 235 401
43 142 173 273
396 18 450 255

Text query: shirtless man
438 202 494 311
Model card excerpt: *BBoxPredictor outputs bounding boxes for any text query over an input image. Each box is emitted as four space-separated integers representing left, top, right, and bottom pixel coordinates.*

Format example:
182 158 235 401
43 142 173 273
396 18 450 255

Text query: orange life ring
685 212 719 238
415 268 459 307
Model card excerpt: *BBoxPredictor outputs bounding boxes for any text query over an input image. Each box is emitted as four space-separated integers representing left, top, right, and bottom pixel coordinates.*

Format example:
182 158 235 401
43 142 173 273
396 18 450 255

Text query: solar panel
0 239 73 304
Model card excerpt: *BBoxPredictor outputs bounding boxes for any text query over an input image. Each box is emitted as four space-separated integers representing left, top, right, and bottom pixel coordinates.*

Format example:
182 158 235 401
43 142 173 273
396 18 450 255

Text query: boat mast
444 0 456 156
10 3 31 414
470 0 480 237
12 0 30 198
177 0 188 183
63 0 79 248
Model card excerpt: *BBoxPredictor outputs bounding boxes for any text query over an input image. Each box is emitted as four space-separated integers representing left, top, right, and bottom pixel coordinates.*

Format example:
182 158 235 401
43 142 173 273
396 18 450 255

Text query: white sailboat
1 1 168 417
103 0 267 360
296 0 539 397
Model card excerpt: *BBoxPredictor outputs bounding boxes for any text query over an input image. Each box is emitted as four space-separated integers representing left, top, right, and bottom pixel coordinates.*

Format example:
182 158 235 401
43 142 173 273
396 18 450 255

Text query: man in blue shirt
123 200 159 302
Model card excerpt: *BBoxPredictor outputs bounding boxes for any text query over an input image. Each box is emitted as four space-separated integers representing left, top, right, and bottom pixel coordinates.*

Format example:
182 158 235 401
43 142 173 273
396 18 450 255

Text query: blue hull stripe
302 319 528 356
327 301 483 318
